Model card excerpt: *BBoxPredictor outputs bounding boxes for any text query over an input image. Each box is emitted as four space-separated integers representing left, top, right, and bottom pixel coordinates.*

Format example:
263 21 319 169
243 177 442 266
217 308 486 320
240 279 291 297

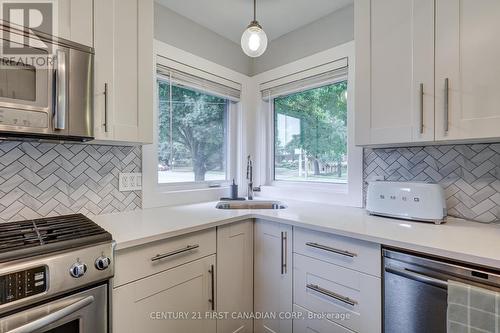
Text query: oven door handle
6 295 95 333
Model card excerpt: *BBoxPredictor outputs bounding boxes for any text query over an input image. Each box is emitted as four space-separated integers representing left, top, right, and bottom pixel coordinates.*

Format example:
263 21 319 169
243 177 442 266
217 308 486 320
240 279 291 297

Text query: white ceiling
155 0 353 43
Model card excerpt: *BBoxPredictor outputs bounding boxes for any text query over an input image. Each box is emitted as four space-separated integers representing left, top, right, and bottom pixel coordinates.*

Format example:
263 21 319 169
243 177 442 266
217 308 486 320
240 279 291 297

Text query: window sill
156 185 230 195
258 182 360 207
267 181 348 194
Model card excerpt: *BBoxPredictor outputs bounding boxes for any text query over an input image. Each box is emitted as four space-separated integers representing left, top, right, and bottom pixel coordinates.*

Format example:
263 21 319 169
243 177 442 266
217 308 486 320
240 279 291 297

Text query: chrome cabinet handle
306 284 357 306
305 242 357 258
385 266 448 289
103 83 109 132
444 78 449 133
6 296 94 333
208 264 215 311
54 49 67 130
281 231 287 275
420 83 424 134
151 244 199 262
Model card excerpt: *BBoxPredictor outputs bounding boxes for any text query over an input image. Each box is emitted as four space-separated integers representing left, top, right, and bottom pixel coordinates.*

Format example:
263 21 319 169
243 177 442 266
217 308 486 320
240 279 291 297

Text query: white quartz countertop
92 200 500 269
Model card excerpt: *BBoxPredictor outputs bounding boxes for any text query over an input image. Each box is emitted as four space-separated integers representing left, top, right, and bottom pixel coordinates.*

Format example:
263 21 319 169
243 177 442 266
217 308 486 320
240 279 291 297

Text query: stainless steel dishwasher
383 248 500 333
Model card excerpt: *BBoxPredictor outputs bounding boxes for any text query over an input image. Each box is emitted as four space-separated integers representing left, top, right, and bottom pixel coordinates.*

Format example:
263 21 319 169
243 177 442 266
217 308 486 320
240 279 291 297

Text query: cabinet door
113 255 217 333
254 220 292 333
93 0 114 140
57 0 93 47
217 220 253 333
355 0 435 145
435 0 500 141
112 0 139 142
93 0 153 143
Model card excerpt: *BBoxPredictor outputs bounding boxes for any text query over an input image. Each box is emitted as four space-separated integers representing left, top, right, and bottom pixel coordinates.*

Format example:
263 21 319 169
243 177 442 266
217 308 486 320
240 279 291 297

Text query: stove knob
95 256 111 270
69 262 87 278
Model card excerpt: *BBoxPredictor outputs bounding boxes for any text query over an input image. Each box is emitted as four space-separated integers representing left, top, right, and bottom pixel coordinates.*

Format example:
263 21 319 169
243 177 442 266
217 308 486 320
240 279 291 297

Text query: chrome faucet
246 155 253 200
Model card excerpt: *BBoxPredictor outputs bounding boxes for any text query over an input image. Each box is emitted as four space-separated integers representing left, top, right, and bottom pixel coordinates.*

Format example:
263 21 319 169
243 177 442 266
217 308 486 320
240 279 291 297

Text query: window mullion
169 72 173 174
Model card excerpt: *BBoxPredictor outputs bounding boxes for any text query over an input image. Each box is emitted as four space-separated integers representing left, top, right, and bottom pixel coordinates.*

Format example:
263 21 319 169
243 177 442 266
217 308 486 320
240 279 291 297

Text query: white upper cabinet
356 0 500 146
57 0 93 47
93 0 153 144
355 0 435 145
435 0 500 141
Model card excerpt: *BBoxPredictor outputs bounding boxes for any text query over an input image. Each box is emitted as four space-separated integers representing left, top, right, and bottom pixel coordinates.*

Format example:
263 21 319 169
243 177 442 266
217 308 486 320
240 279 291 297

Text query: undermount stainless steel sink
215 200 287 210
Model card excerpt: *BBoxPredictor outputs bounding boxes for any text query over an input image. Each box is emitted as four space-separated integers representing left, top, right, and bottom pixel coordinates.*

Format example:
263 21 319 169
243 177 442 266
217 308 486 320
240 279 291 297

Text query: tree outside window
158 80 228 183
274 81 348 183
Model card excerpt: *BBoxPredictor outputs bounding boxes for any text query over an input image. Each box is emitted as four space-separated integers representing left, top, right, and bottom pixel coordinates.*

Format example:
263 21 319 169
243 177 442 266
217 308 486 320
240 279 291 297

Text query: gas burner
0 214 112 263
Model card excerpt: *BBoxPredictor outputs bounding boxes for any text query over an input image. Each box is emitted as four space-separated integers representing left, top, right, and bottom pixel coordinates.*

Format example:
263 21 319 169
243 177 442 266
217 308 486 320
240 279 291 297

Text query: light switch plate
119 173 142 191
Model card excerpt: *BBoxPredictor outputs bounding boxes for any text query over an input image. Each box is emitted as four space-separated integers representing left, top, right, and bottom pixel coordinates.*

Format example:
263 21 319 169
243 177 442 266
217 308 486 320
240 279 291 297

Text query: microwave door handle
5 295 94 333
54 49 67 130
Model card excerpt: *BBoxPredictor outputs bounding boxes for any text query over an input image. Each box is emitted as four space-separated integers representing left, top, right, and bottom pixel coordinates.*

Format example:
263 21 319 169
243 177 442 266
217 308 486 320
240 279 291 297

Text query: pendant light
241 0 268 57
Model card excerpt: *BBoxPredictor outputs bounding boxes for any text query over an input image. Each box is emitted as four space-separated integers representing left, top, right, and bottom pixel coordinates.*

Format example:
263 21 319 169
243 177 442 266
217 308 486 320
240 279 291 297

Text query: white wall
250 5 354 75
149 4 359 207
155 3 354 77
154 3 252 75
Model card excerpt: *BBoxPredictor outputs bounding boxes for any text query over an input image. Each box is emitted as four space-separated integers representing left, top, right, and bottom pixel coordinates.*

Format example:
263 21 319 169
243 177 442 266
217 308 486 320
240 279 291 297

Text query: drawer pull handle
306 284 358 306
151 244 200 262
305 242 357 258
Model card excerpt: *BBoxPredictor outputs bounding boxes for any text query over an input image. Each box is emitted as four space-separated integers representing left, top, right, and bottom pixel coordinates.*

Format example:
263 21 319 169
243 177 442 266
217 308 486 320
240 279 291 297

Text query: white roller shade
157 63 241 102
261 58 348 100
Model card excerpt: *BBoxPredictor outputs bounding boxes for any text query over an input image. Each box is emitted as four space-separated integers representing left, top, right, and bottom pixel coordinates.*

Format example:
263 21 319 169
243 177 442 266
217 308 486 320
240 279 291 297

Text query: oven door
0 284 107 333
0 32 54 136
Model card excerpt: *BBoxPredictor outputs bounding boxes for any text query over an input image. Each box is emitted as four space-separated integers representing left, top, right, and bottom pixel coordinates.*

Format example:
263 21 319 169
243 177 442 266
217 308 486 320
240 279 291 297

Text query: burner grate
0 214 112 262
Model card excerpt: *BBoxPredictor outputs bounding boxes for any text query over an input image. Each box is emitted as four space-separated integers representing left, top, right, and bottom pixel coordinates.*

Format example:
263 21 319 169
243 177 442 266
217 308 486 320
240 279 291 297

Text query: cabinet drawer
293 227 381 276
294 254 381 333
114 228 216 287
113 255 216 333
293 304 355 333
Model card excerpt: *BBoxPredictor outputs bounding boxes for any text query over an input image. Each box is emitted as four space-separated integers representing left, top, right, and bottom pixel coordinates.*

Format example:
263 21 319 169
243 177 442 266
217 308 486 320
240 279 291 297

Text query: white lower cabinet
293 304 355 333
216 220 254 333
113 255 216 333
111 221 382 333
293 253 381 333
254 220 293 333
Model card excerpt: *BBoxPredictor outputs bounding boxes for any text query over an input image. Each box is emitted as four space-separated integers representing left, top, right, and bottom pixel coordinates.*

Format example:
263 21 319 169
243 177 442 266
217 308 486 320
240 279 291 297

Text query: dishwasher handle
385 266 448 289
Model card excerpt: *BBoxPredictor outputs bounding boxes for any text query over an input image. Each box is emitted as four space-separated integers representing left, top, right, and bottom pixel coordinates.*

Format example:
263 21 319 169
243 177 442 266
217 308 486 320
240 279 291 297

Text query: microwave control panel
0 266 47 305
0 109 48 129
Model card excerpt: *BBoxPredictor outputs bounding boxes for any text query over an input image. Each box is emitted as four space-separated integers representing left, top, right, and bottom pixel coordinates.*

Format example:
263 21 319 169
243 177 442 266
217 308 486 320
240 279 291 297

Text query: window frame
255 42 363 207
271 78 349 186
155 76 234 189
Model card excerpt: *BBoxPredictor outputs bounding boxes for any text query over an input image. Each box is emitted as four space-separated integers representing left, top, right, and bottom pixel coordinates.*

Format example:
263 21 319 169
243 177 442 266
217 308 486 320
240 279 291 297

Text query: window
273 81 348 183
157 79 229 184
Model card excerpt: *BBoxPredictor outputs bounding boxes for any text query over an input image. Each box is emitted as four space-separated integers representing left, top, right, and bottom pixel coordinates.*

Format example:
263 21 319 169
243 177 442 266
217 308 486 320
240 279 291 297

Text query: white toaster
366 181 447 224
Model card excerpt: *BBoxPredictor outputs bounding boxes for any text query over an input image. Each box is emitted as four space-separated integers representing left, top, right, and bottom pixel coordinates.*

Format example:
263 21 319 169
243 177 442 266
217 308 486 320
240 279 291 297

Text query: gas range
0 214 114 332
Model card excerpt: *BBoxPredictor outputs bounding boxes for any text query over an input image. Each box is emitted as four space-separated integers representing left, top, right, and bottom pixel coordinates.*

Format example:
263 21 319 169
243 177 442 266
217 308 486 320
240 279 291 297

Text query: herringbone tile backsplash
364 144 500 223
0 141 141 223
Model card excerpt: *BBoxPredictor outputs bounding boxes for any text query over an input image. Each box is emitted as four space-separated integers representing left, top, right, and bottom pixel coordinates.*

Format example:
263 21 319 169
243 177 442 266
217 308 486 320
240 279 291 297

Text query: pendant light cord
253 0 256 21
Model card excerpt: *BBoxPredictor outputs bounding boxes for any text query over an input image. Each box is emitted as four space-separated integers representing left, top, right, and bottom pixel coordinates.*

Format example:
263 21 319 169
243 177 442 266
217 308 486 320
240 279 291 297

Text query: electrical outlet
119 173 142 191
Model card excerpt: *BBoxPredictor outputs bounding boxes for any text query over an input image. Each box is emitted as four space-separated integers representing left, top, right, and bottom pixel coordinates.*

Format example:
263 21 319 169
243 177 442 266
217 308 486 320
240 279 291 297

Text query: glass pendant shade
241 21 268 57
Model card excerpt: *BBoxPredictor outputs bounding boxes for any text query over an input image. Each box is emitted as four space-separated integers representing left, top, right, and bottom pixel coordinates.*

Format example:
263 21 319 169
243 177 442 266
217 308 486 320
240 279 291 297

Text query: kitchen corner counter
92 200 500 269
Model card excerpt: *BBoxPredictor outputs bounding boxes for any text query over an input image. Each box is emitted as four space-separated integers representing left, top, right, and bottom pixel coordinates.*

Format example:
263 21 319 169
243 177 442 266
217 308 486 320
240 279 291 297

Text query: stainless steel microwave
0 21 94 141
